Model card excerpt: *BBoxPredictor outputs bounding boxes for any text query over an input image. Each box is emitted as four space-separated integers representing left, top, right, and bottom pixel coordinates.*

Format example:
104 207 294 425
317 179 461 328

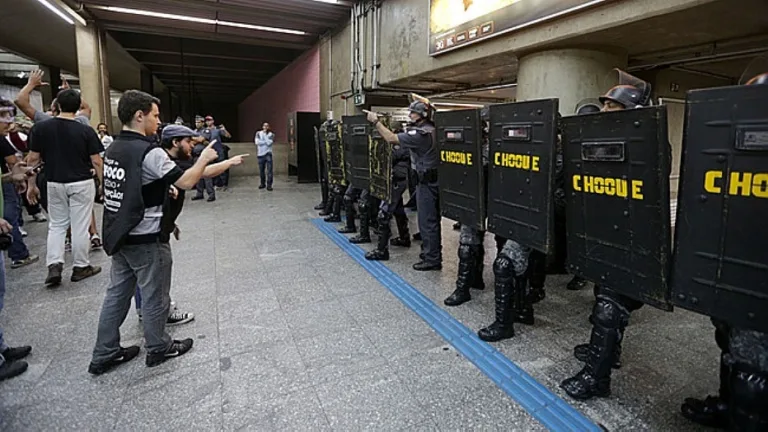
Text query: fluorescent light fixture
312 0 339 3
33 0 74 25
432 102 486 108
95 6 306 35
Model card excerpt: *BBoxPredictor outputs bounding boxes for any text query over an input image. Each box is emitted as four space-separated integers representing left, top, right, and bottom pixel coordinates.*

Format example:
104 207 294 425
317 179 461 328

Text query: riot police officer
560 75 662 400
365 98 442 271
318 118 345 223
363 143 411 260
444 108 491 306
680 69 768 431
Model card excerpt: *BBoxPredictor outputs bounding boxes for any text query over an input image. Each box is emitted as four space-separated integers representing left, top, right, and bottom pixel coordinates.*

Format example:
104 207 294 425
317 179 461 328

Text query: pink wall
238 45 320 143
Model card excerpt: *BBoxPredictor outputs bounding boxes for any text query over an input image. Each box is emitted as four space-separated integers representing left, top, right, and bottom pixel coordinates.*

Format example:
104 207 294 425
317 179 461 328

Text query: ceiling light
33 0 74 25
311 0 339 3
95 6 306 35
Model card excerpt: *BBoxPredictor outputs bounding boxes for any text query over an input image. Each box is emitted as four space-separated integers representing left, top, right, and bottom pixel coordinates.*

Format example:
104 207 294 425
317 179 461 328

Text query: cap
195 115 204 122
162 125 199 141
205 115 213 121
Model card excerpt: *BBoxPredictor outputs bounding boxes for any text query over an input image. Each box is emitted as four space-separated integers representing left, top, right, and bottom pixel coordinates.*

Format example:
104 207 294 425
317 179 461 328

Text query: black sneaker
146 339 194 368
191 195 204 201
1 346 31 362
88 346 140 375
45 263 63 287
267 186 273 191
207 196 216 202
413 261 442 271
0 361 28 381
259 184 266 189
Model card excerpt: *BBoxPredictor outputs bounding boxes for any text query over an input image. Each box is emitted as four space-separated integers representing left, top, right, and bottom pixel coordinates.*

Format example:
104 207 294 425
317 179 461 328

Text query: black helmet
408 100 430 118
740 55 768 85
746 73 768 85
575 98 602 115
599 85 645 109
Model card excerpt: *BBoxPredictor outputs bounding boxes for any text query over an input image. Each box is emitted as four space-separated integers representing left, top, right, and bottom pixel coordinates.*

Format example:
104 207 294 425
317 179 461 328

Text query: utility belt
124 233 169 246
416 169 438 184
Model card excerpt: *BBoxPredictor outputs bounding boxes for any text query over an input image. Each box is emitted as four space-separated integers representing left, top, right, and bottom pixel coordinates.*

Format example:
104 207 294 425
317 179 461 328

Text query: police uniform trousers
416 178 441 265
443 226 485 306
323 183 345 220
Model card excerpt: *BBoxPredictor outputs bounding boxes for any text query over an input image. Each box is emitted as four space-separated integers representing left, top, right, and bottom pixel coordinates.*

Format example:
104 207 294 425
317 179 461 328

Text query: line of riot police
311 64 768 430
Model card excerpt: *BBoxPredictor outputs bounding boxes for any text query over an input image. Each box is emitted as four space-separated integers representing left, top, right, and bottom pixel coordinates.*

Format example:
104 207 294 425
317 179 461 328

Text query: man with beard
89 91 219 374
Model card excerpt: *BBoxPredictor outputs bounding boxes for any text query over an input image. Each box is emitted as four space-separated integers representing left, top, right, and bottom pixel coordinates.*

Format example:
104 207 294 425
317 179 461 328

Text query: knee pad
493 255 513 278
592 296 630 329
358 201 368 214
458 244 473 261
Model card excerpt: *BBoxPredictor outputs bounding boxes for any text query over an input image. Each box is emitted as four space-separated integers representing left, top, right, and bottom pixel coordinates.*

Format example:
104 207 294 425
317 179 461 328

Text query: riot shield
343 115 371 190
562 105 672 310
321 120 346 186
314 126 322 182
486 99 559 253
369 115 392 202
435 109 485 230
671 83 768 331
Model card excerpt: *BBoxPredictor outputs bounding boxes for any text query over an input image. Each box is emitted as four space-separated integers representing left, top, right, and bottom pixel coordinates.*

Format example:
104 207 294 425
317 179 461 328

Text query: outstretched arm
14 70 48 120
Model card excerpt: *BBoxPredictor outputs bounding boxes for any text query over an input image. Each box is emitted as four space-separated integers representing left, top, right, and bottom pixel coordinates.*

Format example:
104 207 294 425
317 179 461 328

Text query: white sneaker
32 213 47 223
20 228 28 237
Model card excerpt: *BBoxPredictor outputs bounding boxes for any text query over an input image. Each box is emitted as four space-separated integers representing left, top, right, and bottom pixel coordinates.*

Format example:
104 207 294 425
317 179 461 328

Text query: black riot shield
321 120 346 186
486 99 559 253
435 109 485 231
369 115 392 202
671 84 768 332
562 105 672 310
343 115 371 190
314 126 323 182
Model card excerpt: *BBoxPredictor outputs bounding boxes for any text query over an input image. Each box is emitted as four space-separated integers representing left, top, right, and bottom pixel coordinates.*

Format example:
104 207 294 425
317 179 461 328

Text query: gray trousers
92 242 173 364
417 181 442 264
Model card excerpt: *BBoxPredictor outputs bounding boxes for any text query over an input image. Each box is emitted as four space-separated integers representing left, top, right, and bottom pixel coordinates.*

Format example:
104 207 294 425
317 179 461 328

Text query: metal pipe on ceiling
349 3 356 95
372 0 379 89
427 82 518 99
628 48 768 72
360 0 367 91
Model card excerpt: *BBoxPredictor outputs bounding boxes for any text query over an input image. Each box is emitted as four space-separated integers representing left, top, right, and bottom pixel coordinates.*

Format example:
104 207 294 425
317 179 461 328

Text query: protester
89 91 231 374
26 89 103 287
255 122 274 191
0 134 38 268
0 97 34 381
6 123 46 223
97 122 113 153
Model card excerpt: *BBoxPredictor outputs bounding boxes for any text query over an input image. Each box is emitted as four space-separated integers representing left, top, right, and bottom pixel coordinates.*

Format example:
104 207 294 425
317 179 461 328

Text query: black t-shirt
0 138 16 174
28 117 103 183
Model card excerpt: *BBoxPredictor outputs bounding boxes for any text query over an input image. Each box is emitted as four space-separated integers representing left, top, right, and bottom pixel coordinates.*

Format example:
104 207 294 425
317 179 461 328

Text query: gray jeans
92 242 173 364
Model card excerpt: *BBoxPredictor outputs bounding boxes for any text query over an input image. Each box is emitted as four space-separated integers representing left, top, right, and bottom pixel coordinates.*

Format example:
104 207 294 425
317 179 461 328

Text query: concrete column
75 23 111 127
516 48 627 115
37 65 61 109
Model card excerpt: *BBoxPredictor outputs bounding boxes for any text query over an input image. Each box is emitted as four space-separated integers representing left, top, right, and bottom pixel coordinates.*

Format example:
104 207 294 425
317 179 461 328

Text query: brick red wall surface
238 45 320 143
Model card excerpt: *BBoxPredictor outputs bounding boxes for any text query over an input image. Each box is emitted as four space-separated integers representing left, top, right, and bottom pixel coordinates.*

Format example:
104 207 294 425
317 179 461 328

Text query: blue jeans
3 183 30 262
258 153 273 187
0 255 8 366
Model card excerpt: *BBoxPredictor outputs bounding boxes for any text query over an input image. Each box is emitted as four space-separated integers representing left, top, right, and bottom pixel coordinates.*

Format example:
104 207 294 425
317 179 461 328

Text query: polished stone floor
0 175 715 431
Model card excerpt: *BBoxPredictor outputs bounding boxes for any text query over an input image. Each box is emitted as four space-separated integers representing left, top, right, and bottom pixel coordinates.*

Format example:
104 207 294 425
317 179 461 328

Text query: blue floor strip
313 218 601 432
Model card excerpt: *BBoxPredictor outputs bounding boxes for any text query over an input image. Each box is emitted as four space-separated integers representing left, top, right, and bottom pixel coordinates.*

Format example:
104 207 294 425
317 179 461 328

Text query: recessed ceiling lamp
93 6 307 35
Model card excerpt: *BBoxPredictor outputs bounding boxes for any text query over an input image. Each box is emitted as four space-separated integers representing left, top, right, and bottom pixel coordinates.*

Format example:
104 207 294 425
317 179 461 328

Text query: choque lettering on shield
493 152 540 171
440 150 473 166
571 175 644 200
704 170 768 198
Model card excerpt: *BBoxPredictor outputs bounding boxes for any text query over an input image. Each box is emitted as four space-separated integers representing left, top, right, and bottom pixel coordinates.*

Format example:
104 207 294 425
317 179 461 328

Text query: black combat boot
452 222 461 230
319 194 333 216
444 244 474 307
324 193 342 223
472 245 485 290
560 296 627 400
366 216 391 261
314 180 329 210
477 256 515 342
567 275 588 291
727 357 768 432
573 329 623 369
513 276 534 326
681 352 730 429
349 201 371 243
338 196 357 234
390 213 411 247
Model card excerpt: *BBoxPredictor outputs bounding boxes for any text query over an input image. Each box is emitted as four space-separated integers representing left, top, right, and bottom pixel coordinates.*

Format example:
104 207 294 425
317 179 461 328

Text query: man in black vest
89 90 220 375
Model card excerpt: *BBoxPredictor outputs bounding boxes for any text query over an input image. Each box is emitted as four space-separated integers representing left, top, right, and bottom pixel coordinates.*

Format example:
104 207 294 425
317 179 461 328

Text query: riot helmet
408 93 434 121
599 69 652 109
740 54 768 86
574 98 602 115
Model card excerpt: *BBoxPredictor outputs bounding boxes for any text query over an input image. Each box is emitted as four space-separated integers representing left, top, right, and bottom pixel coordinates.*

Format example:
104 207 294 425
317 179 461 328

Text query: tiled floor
0 175 715 431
